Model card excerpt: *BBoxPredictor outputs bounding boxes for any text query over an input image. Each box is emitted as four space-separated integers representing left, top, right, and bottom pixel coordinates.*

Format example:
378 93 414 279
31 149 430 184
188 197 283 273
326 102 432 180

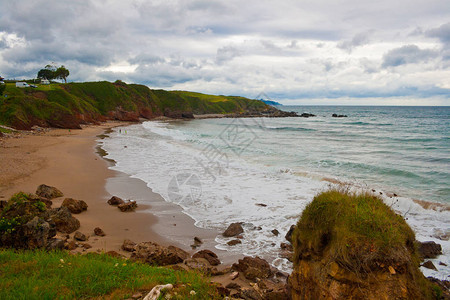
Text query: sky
0 0 449 105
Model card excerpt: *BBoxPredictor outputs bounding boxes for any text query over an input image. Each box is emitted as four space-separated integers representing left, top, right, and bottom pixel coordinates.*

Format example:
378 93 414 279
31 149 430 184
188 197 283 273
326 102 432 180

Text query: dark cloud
337 31 373 52
381 45 438 67
0 0 449 103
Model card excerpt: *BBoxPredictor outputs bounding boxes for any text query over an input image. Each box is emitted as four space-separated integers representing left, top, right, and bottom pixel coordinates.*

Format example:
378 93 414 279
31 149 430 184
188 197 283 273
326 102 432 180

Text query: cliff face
288 190 438 300
0 81 282 130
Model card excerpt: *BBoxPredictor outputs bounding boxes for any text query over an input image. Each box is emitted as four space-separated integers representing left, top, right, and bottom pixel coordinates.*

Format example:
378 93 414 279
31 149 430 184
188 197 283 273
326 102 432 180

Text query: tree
37 64 57 80
55 66 69 83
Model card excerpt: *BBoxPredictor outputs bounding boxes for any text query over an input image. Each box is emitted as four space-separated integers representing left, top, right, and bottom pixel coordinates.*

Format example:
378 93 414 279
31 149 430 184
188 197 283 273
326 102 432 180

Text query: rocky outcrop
285 225 296 243
417 241 442 259
232 256 273 281
130 242 189 266
118 200 137 212
223 222 244 237
288 190 437 300
48 207 80 234
332 113 348 117
36 184 64 199
107 196 125 206
192 250 221 266
61 198 88 214
300 113 316 118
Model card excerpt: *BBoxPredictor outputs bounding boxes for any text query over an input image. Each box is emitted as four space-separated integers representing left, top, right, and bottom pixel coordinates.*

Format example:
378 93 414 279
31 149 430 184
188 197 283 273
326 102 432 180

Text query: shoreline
0 121 242 264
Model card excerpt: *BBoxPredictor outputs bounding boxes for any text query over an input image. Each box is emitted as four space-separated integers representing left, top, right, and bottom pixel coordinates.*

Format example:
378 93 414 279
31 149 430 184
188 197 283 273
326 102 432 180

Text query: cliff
0 81 285 130
288 189 442 300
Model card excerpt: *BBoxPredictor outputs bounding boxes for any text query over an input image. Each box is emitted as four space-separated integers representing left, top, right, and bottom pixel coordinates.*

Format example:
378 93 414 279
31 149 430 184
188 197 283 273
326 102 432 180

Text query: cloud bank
0 0 449 105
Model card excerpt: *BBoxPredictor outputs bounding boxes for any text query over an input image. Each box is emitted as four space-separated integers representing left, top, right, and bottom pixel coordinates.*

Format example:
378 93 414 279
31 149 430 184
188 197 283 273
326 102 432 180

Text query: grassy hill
0 81 275 130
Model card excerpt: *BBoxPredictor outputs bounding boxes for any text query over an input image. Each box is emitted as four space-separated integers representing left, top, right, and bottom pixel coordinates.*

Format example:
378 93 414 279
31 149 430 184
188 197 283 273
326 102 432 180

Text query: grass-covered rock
289 188 441 299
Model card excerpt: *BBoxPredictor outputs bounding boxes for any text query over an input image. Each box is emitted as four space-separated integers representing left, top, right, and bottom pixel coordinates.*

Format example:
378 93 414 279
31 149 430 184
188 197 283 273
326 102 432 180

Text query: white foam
99 121 450 279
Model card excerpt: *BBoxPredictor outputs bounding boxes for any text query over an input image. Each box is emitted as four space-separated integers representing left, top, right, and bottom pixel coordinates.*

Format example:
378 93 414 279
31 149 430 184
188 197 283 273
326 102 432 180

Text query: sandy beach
0 122 230 259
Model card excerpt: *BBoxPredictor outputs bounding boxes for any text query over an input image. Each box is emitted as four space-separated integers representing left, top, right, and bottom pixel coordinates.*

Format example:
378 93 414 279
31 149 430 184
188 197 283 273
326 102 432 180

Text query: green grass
0 80 271 129
0 249 220 300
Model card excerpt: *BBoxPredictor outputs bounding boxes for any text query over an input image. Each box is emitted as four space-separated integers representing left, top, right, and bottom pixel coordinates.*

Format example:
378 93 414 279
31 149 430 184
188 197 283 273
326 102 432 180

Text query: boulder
130 242 189 266
46 238 65 250
332 113 348 118
223 222 244 237
118 200 137 212
271 229 279 236
300 113 316 118
94 227 106 236
422 260 437 271
227 239 242 246
192 249 221 266
81 243 92 249
74 231 87 241
417 241 442 259
27 194 52 209
65 240 77 250
184 257 215 274
285 225 296 243
48 207 80 234
61 198 88 214
122 239 137 252
107 196 124 206
232 256 273 281
36 184 64 199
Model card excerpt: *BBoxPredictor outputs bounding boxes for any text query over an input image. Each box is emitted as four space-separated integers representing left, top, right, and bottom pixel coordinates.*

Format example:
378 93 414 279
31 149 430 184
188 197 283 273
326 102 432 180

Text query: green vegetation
37 64 70 83
0 249 220 299
0 80 271 129
293 188 418 272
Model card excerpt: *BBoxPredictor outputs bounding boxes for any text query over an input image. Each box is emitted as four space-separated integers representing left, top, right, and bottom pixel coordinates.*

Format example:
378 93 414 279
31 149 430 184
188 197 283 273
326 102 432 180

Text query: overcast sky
1 0 449 105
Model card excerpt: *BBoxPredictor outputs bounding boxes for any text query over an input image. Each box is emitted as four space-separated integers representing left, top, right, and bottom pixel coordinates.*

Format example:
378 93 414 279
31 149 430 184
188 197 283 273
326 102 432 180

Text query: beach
0 122 230 259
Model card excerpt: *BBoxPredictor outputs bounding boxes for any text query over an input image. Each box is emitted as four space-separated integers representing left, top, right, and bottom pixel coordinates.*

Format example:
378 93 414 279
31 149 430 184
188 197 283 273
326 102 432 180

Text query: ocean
100 105 449 280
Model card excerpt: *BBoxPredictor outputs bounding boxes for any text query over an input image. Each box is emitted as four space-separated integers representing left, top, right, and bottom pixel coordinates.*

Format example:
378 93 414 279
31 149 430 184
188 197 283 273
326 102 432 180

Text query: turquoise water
272 106 449 203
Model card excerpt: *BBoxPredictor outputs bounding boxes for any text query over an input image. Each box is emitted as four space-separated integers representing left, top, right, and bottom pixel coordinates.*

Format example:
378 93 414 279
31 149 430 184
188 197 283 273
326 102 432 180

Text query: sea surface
100 106 449 279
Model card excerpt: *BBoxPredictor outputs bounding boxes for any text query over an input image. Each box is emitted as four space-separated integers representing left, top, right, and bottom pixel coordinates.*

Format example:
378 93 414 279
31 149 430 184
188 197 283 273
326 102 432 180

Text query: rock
194 236 202 244
417 241 442 259
130 242 189 266
131 292 142 299
285 225 296 243
226 282 241 290
332 113 348 118
65 240 77 250
61 198 88 214
439 261 447 266
94 227 106 236
271 229 279 236
241 287 262 300
422 261 437 271
255 203 267 207
122 239 137 252
300 113 316 118
192 249 221 266
230 271 239 280
280 242 293 251
118 200 137 212
223 222 244 237
81 243 92 249
46 238 65 250
74 231 87 241
232 256 273 281
227 239 242 246
184 257 214 274
27 193 52 209
216 285 230 297
48 207 80 233
143 283 173 300
107 196 125 206
36 184 64 199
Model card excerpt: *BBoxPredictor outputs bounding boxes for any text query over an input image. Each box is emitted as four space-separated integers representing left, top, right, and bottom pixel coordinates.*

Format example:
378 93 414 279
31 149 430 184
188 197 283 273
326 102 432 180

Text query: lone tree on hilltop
37 64 70 83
